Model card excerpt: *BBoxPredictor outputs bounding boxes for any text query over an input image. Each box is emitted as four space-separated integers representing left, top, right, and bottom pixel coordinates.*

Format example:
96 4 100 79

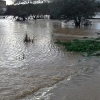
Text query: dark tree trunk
22 16 25 21
75 21 80 27
74 17 81 28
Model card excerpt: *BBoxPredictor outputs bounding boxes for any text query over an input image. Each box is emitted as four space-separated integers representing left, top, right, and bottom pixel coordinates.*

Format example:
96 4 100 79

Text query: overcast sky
6 0 14 5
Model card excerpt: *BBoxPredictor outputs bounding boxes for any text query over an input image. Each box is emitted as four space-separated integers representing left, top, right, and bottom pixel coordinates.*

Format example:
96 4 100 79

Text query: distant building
0 1 6 14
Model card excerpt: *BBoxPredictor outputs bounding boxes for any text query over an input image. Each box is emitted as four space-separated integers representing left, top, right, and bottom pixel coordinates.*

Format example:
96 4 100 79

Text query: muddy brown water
0 19 100 100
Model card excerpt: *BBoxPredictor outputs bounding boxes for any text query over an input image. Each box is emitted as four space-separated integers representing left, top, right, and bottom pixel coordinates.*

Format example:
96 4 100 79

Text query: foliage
14 0 50 4
6 3 50 18
50 0 97 26
6 0 98 23
61 0 97 18
55 38 100 55
14 0 39 4
49 0 64 19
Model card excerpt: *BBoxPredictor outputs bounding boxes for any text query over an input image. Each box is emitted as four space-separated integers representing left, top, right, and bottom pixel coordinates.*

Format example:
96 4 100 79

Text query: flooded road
0 19 100 100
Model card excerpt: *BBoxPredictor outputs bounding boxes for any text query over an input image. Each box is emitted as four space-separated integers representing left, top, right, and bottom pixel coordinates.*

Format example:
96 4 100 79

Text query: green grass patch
55 38 100 55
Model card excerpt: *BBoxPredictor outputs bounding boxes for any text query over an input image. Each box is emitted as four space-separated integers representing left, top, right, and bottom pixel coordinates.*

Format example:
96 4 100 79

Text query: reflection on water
0 19 100 100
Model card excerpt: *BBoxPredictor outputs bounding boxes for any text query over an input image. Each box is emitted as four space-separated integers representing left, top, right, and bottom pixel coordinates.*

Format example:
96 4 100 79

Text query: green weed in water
55 37 100 56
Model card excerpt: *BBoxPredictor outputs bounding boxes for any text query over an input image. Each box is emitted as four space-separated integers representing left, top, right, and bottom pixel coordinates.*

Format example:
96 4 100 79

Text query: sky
5 0 13 5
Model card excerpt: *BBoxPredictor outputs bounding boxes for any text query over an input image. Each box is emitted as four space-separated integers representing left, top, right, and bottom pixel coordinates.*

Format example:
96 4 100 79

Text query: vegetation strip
55 37 100 55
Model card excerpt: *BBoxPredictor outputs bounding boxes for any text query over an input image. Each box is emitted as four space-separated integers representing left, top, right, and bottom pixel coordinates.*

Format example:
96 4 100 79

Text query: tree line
5 0 100 27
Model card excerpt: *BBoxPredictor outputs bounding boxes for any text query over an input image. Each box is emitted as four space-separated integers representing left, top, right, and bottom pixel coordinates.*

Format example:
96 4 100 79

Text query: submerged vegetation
24 34 34 43
55 37 100 56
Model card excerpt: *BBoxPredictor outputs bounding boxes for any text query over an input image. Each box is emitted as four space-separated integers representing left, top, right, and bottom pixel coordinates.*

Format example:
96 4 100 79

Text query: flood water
0 19 100 100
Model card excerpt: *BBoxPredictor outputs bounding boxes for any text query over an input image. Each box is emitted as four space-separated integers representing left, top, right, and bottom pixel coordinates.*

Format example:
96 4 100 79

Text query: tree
49 0 63 19
6 3 50 20
14 0 24 4
14 0 41 4
50 0 97 27
65 0 97 27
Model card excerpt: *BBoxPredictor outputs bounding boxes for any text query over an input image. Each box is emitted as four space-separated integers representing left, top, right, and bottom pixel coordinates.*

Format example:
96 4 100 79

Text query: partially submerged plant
24 34 34 43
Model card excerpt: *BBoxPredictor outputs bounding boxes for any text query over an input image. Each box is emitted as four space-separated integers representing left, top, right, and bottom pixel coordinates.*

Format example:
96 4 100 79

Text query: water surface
0 19 100 100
